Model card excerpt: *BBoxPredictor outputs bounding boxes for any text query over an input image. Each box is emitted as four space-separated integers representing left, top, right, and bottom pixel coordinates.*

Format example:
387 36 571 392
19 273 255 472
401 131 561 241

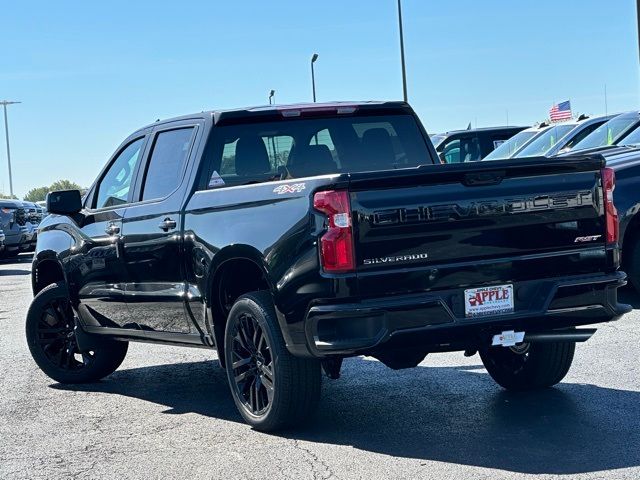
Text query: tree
49 179 82 192
23 180 83 202
0 192 18 199
24 186 50 202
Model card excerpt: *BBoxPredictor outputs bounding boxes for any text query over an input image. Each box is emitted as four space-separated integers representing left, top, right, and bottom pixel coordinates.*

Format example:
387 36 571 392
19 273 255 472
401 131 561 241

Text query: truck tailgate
349 156 609 294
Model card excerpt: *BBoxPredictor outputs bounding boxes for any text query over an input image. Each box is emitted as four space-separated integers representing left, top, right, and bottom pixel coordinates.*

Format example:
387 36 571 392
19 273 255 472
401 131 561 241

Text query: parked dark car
431 125 527 163
580 144 640 292
21 201 43 252
28 101 629 431
0 199 28 258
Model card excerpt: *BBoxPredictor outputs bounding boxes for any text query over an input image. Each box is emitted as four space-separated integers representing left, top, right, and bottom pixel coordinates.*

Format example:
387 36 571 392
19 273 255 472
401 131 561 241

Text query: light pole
397 0 408 102
311 53 318 102
269 89 275 105
0 101 20 198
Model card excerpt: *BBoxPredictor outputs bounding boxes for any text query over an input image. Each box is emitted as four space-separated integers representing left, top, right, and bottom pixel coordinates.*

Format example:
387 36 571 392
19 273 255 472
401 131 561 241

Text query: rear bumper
300 271 630 357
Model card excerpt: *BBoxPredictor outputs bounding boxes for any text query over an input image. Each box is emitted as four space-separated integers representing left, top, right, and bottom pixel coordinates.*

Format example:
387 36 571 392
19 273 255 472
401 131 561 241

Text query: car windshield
483 130 537 160
430 134 447 148
571 115 639 151
207 114 432 188
513 124 575 158
619 125 640 146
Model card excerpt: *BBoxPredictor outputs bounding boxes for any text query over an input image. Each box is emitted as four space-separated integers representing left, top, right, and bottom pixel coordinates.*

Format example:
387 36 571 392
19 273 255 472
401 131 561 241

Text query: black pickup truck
28 101 629 431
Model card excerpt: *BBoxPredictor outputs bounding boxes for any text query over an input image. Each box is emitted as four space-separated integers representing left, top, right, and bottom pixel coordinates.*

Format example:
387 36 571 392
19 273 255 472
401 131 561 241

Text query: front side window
141 127 195 201
441 139 461 163
205 114 430 189
95 138 145 209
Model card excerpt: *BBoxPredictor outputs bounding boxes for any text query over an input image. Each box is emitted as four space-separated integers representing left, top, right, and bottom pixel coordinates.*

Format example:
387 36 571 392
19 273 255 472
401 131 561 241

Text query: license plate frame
464 284 514 318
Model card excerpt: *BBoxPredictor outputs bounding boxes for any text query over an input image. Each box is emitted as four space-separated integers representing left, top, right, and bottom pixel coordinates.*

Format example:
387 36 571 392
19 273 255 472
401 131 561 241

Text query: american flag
549 100 572 122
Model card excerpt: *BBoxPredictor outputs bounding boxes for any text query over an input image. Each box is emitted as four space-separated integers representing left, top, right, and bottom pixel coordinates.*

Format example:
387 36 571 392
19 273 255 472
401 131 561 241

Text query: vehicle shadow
0 269 30 276
618 287 640 309
0 253 33 265
53 356 640 475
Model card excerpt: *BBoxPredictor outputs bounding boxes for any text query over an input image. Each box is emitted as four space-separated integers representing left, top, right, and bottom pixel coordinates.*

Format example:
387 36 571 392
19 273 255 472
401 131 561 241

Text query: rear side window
204 114 430 189
141 127 195 201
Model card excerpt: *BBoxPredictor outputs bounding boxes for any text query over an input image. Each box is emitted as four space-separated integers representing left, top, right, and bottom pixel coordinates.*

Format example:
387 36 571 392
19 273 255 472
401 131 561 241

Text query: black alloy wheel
26 283 128 384
224 291 321 431
229 311 275 416
35 295 94 371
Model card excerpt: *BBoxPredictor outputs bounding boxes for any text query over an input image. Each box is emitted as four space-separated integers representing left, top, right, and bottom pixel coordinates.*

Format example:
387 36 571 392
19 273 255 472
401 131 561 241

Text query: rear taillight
313 190 355 273
601 167 618 244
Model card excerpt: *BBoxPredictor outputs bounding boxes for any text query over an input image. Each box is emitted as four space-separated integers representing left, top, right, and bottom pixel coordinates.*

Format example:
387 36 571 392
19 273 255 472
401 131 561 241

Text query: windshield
571 115 639 151
619 125 640 146
483 130 537 160
205 114 432 188
430 134 446 148
513 124 575 158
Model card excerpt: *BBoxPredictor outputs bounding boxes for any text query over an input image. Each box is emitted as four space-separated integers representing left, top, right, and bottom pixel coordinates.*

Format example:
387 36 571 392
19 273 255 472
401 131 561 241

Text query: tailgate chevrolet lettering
371 190 594 225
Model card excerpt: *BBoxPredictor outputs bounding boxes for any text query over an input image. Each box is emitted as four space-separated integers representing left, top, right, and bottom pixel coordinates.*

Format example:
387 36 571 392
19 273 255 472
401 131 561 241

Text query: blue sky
0 0 638 198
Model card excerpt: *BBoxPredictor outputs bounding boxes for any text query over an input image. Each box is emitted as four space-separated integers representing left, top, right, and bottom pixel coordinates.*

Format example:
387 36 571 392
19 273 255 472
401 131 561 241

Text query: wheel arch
205 245 275 366
32 252 67 296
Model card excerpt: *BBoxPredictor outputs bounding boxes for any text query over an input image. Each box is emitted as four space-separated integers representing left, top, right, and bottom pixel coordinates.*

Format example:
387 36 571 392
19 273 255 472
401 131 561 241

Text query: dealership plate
464 284 514 317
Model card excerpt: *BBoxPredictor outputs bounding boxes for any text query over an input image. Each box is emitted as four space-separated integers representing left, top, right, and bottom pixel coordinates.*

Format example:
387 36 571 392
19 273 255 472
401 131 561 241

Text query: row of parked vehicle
432 109 640 290
432 110 640 163
0 199 44 258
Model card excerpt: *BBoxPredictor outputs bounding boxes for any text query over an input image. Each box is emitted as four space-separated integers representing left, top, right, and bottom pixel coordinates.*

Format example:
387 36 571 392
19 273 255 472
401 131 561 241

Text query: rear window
203 114 431 189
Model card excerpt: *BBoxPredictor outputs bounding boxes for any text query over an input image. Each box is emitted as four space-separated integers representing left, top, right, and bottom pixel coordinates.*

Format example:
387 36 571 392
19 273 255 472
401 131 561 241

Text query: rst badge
464 284 514 317
574 235 601 243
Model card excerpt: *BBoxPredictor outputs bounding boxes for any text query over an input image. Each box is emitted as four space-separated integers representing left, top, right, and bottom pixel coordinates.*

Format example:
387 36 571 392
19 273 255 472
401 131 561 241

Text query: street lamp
0 100 20 198
311 53 319 102
269 89 275 105
397 0 408 102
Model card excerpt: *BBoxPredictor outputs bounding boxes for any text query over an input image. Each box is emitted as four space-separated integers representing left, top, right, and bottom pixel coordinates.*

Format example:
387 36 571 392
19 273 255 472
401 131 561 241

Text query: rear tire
480 341 575 391
224 291 321 431
26 283 128 384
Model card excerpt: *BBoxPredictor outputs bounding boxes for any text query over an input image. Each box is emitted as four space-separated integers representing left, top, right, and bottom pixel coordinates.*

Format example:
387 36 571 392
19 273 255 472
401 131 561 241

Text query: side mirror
46 190 82 215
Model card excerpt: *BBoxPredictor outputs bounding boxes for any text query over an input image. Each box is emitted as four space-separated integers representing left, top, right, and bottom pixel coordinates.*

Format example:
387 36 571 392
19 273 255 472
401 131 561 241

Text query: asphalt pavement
1 253 639 480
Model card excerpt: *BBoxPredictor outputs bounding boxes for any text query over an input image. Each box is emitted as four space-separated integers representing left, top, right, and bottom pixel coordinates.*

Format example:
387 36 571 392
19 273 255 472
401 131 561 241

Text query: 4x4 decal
273 183 306 194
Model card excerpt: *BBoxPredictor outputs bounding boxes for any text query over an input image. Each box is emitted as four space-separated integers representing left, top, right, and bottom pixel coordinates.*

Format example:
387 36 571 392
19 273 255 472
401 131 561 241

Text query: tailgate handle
463 171 505 186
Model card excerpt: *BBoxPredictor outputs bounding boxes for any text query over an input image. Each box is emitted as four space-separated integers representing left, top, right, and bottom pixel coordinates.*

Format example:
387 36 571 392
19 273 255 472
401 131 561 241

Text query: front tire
224 291 321 431
26 283 128 384
480 341 575 391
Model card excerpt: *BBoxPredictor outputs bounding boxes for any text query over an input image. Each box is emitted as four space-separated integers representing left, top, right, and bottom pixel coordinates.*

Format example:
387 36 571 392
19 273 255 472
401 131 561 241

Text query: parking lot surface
1 253 639 480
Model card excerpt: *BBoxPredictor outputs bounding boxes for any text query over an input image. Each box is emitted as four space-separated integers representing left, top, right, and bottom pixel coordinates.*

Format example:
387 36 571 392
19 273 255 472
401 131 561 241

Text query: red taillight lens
601 167 618 244
313 190 355 272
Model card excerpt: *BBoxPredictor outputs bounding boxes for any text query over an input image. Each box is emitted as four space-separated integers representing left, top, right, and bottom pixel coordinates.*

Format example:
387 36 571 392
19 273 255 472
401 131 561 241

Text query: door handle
159 218 177 231
105 223 120 235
